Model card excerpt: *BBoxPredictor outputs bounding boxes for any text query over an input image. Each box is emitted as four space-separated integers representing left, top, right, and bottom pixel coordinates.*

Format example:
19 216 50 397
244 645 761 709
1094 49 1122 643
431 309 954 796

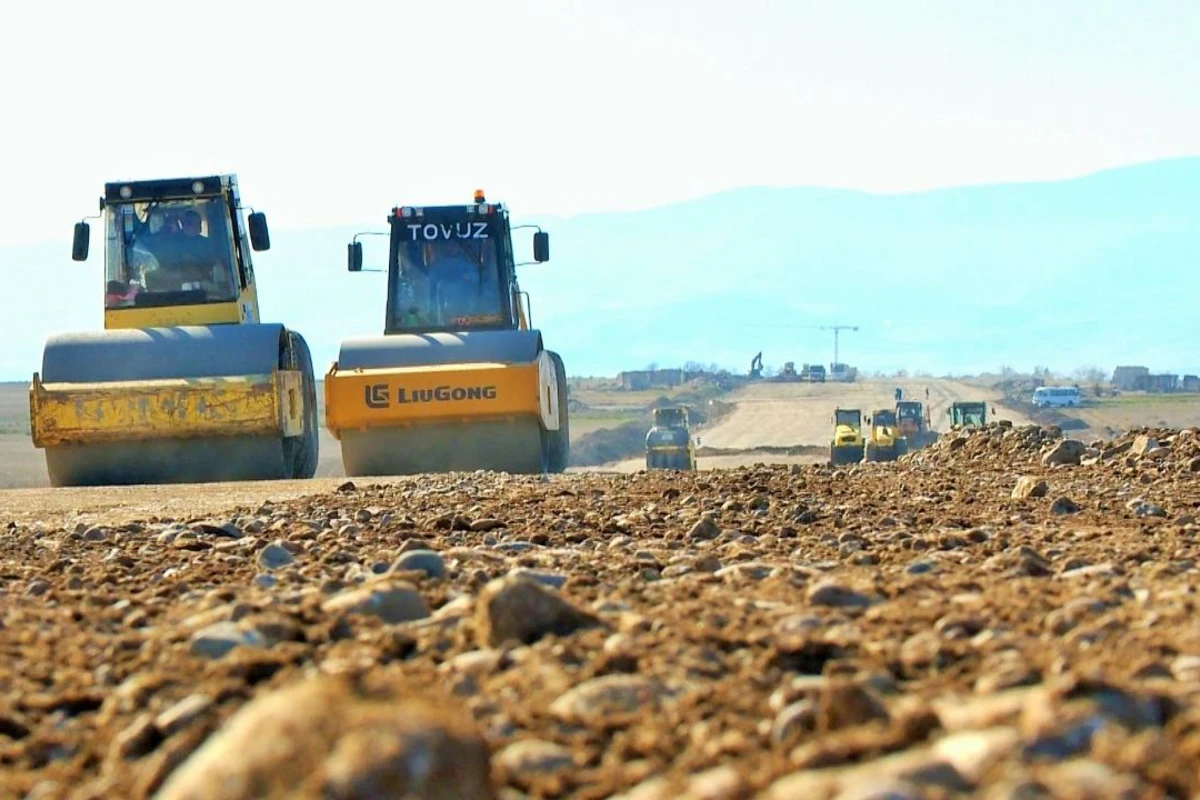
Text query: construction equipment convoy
895 400 938 449
324 190 569 476
865 408 905 461
830 407 865 465
29 175 319 487
645 406 696 470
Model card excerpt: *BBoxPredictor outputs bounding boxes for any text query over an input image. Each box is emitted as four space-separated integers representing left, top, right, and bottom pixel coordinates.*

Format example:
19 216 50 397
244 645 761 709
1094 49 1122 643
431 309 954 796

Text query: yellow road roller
29 175 319 487
324 189 569 476
645 406 696 471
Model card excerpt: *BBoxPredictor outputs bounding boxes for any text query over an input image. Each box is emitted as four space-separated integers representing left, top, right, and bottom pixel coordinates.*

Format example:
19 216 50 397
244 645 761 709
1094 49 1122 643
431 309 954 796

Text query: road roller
29 174 319 487
325 189 569 476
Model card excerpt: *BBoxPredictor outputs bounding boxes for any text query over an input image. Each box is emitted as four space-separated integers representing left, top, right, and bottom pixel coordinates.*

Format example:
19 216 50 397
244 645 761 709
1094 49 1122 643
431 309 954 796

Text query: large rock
1042 439 1086 467
1130 435 1159 456
1011 476 1048 499
475 575 603 647
154 675 494 800
321 581 430 624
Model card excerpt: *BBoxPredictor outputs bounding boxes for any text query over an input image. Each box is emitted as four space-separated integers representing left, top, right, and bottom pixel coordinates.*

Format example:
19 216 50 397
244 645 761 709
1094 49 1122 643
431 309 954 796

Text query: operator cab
834 408 861 427
872 409 897 427
347 190 550 335
71 176 270 325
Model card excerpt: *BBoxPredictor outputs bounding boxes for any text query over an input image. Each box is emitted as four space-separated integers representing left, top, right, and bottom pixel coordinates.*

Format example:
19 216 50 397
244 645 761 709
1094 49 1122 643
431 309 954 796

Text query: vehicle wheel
282 330 319 479
546 351 570 473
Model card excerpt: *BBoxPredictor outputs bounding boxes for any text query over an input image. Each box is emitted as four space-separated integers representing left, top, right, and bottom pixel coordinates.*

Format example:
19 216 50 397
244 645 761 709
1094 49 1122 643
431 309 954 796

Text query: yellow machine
324 190 569 475
830 407 865 465
895 400 937 449
645 406 696 470
29 175 319 486
865 408 905 461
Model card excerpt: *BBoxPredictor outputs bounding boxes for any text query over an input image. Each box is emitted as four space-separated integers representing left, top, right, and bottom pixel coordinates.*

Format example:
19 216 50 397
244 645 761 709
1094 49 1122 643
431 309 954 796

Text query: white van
1032 386 1081 408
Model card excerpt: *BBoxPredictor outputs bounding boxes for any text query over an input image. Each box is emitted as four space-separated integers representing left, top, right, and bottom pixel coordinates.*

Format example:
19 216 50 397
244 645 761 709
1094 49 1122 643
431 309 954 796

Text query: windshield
655 410 685 427
835 410 860 426
104 196 238 309
874 411 897 426
955 406 984 425
389 223 506 330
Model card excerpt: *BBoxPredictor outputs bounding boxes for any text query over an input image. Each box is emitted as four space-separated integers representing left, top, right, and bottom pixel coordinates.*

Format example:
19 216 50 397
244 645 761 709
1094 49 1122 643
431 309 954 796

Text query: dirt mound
5 429 1200 797
902 423 1067 469
571 419 648 467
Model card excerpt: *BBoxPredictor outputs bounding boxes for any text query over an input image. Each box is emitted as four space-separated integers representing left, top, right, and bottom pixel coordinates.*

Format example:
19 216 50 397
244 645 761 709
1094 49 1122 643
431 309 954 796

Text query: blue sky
1 0 1196 246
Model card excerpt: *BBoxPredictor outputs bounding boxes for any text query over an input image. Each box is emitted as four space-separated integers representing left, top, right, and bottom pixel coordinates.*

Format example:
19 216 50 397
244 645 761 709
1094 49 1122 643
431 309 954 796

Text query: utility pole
820 324 858 366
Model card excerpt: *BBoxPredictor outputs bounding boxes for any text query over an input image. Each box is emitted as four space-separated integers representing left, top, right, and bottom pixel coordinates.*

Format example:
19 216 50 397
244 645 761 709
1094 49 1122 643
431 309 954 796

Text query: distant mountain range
4 157 1198 381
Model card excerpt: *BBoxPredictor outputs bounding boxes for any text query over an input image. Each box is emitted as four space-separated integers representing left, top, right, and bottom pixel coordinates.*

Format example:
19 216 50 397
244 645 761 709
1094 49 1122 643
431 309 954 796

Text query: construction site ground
4 420 1200 798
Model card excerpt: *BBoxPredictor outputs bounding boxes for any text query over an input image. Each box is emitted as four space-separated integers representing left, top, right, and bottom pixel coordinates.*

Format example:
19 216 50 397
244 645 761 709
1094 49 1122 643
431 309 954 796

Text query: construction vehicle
830 407 865 465
864 408 905 461
30 175 318 487
749 352 763 380
771 361 800 382
948 401 989 429
896 400 938 449
645 406 696 470
800 363 827 382
324 189 569 476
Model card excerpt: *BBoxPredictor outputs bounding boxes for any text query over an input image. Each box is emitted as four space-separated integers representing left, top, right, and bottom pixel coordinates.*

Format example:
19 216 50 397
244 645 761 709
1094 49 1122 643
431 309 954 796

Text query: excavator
645 406 696 470
830 407 865 465
749 352 763 380
865 408 905 461
895 400 938 450
324 190 569 476
30 175 319 487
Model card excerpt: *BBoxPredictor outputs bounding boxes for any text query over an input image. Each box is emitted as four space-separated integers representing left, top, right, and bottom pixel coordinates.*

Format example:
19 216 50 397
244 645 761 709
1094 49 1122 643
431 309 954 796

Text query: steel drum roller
329 330 555 476
37 324 305 486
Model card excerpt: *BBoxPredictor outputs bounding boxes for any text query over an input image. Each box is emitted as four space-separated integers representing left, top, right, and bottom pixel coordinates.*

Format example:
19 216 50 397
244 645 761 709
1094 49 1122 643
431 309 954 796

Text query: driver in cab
148 209 227 292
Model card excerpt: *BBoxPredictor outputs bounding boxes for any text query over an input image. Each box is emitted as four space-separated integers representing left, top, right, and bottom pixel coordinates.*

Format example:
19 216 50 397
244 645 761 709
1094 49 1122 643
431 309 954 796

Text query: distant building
1147 374 1179 393
1183 375 1200 393
1112 365 1149 390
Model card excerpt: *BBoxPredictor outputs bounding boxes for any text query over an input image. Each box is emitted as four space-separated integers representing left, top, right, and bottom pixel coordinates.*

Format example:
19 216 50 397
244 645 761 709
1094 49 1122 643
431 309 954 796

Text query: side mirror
248 212 271 251
348 242 363 272
71 222 90 262
533 231 550 262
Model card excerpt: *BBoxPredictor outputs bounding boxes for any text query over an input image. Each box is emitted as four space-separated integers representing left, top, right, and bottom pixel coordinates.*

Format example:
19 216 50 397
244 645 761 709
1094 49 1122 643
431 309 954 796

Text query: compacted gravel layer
2 424 1200 799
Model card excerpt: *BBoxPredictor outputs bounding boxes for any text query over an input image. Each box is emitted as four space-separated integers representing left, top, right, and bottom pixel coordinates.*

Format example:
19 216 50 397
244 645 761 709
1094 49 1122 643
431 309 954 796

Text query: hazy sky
1 0 1196 246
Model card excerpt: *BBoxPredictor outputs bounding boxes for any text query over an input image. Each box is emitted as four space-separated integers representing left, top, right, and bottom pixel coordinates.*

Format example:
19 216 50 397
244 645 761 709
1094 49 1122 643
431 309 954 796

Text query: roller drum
38 324 316 487
335 330 544 371
333 331 565 477
341 419 547 476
